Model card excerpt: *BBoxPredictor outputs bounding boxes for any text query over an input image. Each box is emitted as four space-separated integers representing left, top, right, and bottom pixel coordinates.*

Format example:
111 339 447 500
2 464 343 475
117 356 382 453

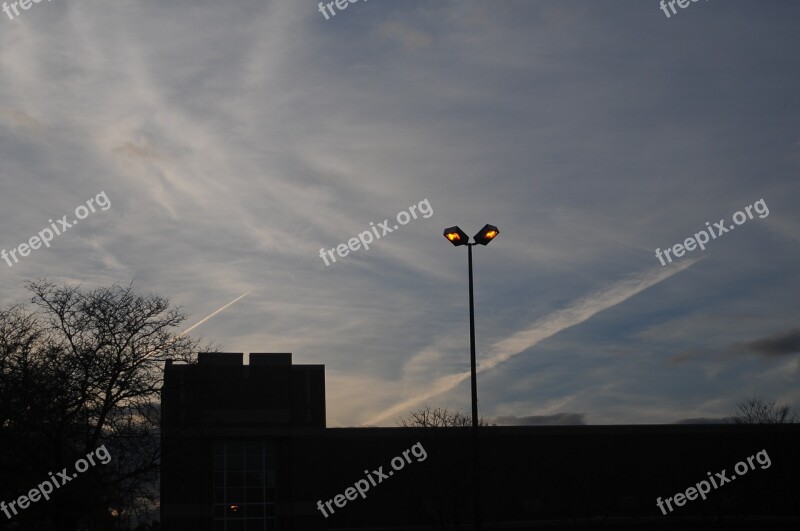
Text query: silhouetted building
161 353 325 531
161 353 800 531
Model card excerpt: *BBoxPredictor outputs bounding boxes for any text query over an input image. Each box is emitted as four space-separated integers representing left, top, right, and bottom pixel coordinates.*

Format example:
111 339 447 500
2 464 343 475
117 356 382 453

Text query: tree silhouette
731 396 798 424
0 280 214 531
399 405 495 428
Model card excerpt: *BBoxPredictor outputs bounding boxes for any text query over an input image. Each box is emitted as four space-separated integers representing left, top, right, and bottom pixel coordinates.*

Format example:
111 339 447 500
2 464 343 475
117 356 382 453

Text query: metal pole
468 243 481 530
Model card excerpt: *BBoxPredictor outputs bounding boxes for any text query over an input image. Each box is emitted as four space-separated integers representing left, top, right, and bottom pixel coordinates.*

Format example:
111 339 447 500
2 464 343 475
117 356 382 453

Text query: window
213 441 276 531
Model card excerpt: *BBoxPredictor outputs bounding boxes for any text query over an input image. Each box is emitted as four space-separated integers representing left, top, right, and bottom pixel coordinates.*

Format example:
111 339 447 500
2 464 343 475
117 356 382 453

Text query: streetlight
442 223 499 531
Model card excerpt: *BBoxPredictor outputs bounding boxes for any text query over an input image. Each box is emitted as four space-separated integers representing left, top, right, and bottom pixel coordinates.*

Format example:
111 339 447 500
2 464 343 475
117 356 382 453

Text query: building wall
162 354 800 530
320 424 800 529
161 353 326 531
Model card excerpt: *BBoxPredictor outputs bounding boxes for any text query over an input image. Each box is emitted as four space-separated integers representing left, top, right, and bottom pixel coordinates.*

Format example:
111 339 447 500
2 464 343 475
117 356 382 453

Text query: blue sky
1 0 798 426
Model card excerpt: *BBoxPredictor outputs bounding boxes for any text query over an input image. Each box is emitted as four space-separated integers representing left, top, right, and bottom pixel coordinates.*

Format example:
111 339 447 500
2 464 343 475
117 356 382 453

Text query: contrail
364 259 701 426
179 291 251 336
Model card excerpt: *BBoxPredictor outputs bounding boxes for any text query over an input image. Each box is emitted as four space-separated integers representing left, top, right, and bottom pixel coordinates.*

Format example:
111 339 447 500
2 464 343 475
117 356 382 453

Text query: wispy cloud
365 259 701 425
738 329 800 358
1 0 798 427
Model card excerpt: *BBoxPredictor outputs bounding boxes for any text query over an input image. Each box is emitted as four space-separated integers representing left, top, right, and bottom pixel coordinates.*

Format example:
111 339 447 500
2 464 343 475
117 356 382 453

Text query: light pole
443 223 499 531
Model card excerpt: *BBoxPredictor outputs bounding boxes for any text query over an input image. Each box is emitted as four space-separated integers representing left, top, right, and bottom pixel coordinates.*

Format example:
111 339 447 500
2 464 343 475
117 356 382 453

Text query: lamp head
443 226 469 246
474 224 499 246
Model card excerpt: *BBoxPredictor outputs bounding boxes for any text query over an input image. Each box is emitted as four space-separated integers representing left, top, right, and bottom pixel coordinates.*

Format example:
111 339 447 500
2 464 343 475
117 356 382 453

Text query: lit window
213 441 276 531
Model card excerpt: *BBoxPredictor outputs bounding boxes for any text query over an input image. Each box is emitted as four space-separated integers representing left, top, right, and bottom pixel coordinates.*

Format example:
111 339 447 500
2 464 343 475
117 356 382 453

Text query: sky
1 0 799 427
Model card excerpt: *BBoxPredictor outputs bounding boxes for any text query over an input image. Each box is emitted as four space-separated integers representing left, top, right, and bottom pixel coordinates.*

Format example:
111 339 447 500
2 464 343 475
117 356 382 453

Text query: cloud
114 141 166 162
2 109 43 133
495 413 586 426
739 329 800 358
364 258 700 425
2 0 798 428
377 21 432 51
668 325 800 364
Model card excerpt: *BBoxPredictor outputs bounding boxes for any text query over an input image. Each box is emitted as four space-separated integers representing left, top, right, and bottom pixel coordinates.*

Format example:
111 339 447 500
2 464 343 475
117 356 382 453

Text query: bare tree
0 280 214 531
731 396 798 424
399 405 495 428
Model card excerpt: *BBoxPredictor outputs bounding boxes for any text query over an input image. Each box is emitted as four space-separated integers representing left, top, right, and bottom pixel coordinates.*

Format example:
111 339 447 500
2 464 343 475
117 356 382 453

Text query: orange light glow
447 233 461 241
484 230 497 239
229 505 240 512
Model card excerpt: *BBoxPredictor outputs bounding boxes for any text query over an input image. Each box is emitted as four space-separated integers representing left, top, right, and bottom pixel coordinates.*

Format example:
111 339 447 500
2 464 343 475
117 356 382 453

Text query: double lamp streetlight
442 223 499 531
